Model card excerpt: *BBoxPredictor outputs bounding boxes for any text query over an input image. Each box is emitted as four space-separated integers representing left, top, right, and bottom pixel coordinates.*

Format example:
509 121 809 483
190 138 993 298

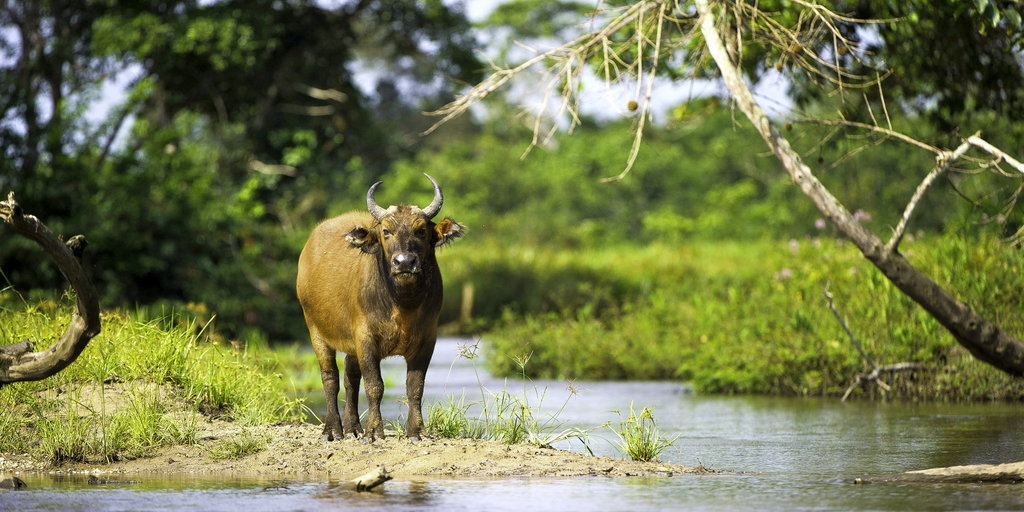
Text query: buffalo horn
366 181 388 220
421 173 443 219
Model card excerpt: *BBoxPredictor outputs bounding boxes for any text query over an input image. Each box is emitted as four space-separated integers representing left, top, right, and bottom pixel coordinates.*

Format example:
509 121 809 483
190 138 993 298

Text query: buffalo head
344 174 463 285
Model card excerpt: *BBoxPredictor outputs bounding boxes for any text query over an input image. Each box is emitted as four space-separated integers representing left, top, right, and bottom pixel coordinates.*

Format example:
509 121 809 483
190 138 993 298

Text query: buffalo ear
434 218 465 247
345 225 380 253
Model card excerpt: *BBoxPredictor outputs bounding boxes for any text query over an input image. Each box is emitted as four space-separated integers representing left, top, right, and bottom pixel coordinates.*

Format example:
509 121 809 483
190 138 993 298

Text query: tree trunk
0 192 102 385
695 0 1024 376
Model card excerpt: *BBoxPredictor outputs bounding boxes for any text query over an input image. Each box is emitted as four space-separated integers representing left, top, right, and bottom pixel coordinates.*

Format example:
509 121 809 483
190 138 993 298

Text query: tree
427 0 1024 376
0 1 482 340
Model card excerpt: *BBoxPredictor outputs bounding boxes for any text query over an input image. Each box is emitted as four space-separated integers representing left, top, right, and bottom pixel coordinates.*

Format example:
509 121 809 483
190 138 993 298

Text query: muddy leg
405 338 436 440
360 352 385 441
314 339 343 442
342 354 363 438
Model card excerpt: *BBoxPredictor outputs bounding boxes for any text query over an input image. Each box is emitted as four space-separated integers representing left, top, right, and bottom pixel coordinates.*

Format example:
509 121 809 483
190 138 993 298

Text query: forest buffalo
296 174 463 441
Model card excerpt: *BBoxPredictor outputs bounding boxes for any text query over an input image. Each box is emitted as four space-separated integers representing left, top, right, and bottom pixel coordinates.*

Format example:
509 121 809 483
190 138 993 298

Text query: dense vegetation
468 235 1024 400
1 1 1023 401
0 301 303 462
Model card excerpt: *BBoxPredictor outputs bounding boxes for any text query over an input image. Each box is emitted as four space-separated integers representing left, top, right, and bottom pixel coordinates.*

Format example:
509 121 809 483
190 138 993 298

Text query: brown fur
297 205 463 441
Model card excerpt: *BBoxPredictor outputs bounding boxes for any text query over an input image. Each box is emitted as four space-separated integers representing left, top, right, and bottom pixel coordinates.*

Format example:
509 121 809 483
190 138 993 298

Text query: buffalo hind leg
404 338 436 440
342 354 363 438
313 340 344 441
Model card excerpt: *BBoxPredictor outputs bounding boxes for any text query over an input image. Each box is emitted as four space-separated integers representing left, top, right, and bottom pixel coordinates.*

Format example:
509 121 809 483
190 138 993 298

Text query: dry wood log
0 192 101 386
350 466 392 491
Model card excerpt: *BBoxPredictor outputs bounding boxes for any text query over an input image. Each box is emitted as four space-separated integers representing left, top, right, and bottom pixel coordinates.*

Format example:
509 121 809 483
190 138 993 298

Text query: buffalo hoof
321 416 344 442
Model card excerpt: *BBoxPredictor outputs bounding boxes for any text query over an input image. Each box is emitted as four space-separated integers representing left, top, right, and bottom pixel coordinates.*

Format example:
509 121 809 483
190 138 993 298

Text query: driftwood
350 466 392 491
0 192 101 386
824 288 925 401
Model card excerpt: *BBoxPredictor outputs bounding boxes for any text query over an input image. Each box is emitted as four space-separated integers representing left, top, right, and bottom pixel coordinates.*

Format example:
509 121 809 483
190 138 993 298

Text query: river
4 338 1023 511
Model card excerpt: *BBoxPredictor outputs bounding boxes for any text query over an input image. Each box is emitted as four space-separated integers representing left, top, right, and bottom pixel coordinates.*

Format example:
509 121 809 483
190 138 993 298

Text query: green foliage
0 300 303 463
609 404 680 462
481 234 1024 400
1 0 482 341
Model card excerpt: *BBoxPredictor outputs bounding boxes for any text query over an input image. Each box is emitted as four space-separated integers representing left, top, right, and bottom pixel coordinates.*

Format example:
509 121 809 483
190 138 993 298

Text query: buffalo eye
382 228 392 238
415 227 426 237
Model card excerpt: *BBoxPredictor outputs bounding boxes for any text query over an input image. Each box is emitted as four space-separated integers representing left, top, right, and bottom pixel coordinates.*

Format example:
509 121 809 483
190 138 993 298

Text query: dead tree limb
825 288 925 401
696 0 1024 377
886 136 976 253
350 466 392 491
0 192 101 386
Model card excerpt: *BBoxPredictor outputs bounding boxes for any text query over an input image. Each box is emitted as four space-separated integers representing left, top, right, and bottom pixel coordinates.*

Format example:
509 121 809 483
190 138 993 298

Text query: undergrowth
481 235 1024 401
0 300 304 463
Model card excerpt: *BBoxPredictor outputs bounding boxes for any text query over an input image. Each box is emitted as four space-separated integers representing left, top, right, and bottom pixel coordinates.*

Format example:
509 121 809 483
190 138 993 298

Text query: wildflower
775 268 793 280
814 218 826 230
853 209 872 223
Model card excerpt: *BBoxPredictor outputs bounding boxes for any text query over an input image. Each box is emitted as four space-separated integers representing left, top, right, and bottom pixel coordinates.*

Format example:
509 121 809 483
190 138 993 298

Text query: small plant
610 403 680 462
35 403 92 464
426 395 475 439
208 429 270 459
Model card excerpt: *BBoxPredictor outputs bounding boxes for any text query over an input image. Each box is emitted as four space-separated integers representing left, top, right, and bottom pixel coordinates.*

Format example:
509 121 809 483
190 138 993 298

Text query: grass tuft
208 430 271 459
609 404 680 462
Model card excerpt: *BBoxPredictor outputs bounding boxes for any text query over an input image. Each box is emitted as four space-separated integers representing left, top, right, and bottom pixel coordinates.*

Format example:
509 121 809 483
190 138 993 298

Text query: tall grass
476 235 1024 400
0 301 304 463
425 343 592 449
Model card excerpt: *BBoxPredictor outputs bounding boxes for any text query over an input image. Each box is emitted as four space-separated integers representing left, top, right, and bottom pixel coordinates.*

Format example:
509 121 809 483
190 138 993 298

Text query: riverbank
0 418 705 479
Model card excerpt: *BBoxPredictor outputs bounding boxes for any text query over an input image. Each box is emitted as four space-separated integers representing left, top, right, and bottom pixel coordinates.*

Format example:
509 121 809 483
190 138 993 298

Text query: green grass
609 404 680 462
425 343 592 450
207 429 271 459
477 235 1024 401
0 301 304 463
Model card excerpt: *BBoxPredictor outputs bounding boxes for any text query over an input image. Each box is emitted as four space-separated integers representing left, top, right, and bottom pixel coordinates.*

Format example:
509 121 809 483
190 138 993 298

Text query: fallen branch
0 192 101 386
824 288 924 401
350 466 392 491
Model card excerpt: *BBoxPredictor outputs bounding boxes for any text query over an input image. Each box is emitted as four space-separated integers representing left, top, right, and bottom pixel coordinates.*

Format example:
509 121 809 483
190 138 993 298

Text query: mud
0 419 707 480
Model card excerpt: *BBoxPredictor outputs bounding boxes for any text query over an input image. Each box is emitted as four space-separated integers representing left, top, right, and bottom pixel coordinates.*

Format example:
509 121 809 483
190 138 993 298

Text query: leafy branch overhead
428 0 1024 377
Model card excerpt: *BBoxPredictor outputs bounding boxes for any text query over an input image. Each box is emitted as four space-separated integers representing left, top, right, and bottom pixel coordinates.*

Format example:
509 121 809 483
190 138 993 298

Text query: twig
824 288 875 369
968 135 1024 175
886 134 977 252
791 118 940 154
824 287 924 401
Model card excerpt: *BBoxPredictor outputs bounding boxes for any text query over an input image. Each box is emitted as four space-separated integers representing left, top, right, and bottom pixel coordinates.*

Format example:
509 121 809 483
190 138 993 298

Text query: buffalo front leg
405 339 436 440
359 351 386 441
314 341 344 441
342 354 363 438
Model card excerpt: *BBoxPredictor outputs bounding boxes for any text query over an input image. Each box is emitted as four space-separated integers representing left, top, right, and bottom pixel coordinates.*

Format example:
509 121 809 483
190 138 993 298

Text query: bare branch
0 192 101 386
968 136 1024 175
886 134 977 252
791 118 941 154
824 288 876 369
295 84 348 103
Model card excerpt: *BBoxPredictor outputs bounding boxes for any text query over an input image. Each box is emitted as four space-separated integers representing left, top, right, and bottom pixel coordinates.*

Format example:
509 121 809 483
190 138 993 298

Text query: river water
4 338 1023 511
